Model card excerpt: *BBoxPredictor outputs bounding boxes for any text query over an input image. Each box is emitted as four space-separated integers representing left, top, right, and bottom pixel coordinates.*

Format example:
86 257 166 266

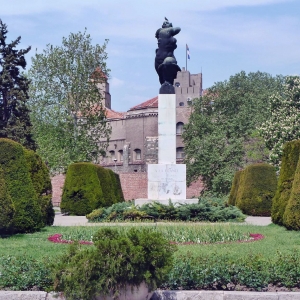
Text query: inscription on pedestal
148 164 186 200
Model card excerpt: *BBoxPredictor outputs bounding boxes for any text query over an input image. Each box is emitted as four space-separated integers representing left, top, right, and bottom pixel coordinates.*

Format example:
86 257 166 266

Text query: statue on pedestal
155 17 181 94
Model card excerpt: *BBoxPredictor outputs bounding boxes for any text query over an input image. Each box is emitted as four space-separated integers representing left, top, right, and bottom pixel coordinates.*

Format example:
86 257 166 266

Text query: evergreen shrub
107 168 124 203
272 140 300 225
60 162 104 216
53 227 176 300
24 149 54 226
0 166 15 234
86 198 245 223
96 166 116 206
283 156 300 230
228 170 243 206
0 138 42 233
235 163 277 216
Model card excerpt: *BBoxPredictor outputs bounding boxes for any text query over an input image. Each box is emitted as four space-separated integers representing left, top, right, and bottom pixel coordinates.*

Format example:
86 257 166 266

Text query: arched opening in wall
176 122 184 134
118 150 123 162
179 102 184 106
176 147 185 159
109 150 115 162
134 149 141 161
175 82 180 87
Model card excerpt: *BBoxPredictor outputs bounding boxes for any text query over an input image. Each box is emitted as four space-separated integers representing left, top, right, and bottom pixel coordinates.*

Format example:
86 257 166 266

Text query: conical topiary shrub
228 170 243 206
0 166 15 234
235 163 277 216
60 162 104 215
272 140 300 225
0 138 42 233
24 149 54 226
283 156 300 230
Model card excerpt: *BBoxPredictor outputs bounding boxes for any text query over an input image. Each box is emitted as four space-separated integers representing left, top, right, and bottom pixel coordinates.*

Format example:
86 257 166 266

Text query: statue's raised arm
154 18 181 94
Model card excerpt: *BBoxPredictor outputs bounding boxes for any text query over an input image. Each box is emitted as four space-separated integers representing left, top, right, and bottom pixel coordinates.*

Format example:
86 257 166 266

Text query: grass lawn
1 222 300 291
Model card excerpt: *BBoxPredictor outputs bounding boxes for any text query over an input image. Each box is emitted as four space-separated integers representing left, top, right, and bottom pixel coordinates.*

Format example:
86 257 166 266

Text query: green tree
28 29 111 172
0 19 36 150
259 76 300 166
183 71 283 195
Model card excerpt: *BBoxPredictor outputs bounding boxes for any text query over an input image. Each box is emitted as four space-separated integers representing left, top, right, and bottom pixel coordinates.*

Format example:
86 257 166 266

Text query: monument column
135 17 196 205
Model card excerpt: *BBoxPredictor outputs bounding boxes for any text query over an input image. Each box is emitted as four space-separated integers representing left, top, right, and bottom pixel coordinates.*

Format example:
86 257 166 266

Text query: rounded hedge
236 163 277 216
60 162 104 215
272 140 300 225
0 138 42 233
24 149 54 226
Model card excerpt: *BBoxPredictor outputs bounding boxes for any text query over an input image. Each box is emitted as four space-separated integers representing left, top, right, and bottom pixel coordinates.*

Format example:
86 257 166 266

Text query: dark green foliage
182 71 284 195
107 168 124 203
24 149 54 226
53 227 176 300
0 166 15 234
87 197 245 223
235 163 277 216
228 170 243 206
283 156 300 230
96 166 116 206
0 255 52 291
0 19 36 150
272 140 300 225
61 162 104 216
0 138 42 233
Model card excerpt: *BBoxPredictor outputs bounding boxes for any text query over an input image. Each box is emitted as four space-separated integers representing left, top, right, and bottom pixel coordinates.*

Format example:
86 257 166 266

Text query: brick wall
51 173 204 204
119 173 148 200
51 174 65 206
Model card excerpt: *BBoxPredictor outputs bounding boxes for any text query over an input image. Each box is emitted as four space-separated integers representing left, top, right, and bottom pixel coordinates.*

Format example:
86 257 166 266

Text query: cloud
110 77 125 88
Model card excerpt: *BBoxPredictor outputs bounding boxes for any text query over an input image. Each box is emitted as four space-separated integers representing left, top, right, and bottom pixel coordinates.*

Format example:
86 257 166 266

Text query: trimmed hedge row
229 163 277 216
60 163 124 216
0 138 54 234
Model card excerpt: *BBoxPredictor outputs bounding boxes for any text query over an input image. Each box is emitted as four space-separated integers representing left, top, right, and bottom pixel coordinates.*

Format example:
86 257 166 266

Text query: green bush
164 250 300 291
272 140 300 225
235 163 277 216
53 227 176 300
96 166 117 206
60 162 105 216
107 168 124 203
283 156 300 230
0 167 15 234
0 255 52 291
24 149 54 226
0 138 42 233
228 170 243 206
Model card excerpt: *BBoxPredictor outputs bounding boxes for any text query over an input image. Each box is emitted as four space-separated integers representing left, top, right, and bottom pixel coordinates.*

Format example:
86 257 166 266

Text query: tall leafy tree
259 76 300 167
28 29 111 172
183 71 284 195
0 19 36 150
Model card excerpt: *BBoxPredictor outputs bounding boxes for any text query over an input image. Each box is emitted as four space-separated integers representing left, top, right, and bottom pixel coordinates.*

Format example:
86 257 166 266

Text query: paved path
53 210 272 226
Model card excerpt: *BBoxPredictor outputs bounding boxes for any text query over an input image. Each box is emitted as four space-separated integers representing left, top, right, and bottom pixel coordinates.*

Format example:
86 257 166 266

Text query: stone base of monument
134 198 198 206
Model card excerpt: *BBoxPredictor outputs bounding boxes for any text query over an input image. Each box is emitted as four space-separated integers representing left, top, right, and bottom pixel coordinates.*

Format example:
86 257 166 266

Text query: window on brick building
176 122 184 134
109 150 115 162
118 150 123 161
134 149 141 160
176 147 185 159
179 102 184 106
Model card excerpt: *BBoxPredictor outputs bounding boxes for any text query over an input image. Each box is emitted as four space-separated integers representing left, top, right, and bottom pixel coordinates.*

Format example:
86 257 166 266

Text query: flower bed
48 233 264 245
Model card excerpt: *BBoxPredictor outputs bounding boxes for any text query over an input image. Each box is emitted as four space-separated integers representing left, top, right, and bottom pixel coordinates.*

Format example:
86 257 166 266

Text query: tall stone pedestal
135 94 197 206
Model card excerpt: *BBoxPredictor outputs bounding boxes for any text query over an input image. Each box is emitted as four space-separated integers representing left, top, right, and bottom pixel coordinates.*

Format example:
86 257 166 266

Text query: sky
1 0 300 112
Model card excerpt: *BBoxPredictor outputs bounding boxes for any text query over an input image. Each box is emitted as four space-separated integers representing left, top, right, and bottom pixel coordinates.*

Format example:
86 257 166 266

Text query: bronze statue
155 18 181 94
